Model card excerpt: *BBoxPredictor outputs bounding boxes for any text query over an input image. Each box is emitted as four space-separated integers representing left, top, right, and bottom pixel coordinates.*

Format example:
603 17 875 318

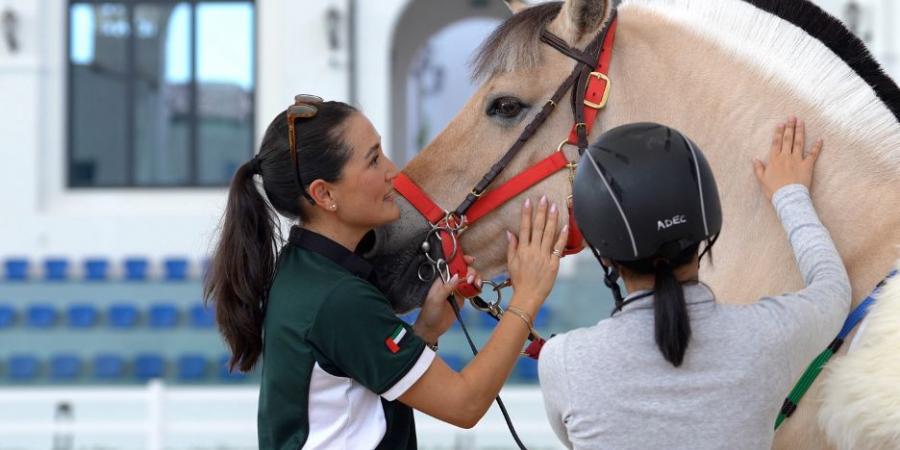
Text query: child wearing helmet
538 118 850 450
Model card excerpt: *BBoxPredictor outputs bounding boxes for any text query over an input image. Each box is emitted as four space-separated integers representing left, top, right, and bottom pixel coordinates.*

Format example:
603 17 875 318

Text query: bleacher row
2 257 205 282
0 302 214 329
1 353 246 382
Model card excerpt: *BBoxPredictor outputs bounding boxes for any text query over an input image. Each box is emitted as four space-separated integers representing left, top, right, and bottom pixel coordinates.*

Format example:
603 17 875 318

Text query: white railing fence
0 381 564 450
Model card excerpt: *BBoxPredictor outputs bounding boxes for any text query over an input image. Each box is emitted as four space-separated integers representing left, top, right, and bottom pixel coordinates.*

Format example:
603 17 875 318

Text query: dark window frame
66 0 258 189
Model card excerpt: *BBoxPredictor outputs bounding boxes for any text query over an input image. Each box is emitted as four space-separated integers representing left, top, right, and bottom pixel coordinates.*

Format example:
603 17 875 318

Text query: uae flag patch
385 325 407 353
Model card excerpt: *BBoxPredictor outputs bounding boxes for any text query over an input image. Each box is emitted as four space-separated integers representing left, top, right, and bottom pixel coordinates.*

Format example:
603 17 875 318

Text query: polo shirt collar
614 282 716 315
288 226 374 281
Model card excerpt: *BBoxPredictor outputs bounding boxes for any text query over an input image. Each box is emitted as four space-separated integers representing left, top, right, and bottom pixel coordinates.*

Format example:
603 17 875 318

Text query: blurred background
0 0 895 448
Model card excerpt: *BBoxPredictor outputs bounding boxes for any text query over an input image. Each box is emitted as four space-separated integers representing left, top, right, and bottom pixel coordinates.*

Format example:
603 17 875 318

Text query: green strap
774 340 841 430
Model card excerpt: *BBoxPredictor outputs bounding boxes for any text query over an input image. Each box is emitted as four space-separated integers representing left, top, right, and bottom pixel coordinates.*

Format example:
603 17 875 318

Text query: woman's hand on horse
413 256 481 345
506 195 569 314
753 116 823 201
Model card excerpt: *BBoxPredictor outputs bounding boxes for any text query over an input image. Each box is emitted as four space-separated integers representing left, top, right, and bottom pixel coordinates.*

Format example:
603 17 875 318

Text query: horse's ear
555 0 611 42
503 0 529 14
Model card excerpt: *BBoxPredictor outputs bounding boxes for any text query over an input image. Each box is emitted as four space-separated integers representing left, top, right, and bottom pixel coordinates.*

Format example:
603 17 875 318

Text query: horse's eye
487 96 526 119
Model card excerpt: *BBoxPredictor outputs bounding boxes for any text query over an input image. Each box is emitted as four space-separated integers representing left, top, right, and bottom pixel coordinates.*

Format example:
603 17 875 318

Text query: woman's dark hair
204 100 357 372
615 241 710 367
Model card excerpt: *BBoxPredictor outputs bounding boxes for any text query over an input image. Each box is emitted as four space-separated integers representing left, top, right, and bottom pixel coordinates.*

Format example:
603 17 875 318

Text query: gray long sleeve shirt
538 184 851 450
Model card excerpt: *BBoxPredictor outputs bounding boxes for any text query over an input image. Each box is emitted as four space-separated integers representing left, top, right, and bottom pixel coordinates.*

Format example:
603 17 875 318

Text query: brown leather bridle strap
453 70 579 216
452 14 614 218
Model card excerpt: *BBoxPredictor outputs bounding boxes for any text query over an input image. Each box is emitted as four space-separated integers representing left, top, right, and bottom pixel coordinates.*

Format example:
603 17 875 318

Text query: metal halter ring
469 279 505 312
416 262 435 283
422 227 457 264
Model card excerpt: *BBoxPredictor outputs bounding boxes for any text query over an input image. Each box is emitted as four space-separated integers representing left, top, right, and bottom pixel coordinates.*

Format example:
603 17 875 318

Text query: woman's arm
398 195 568 428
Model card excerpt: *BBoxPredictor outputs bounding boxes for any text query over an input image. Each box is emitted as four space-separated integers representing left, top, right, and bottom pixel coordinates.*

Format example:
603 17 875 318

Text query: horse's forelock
471 2 563 81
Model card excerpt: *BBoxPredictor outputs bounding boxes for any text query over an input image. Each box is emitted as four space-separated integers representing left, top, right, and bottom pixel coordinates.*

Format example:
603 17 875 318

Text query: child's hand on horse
753 116 824 201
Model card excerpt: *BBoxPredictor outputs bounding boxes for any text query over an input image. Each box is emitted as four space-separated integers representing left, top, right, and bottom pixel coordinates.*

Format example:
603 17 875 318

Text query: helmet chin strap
591 233 720 314
589 243 625 311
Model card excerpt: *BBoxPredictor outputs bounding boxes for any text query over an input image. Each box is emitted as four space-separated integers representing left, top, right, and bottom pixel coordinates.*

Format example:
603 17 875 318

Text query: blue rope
837 269 897 340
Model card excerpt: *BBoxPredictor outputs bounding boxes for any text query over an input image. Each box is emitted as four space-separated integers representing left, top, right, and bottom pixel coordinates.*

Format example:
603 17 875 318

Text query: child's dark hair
615 239 714 367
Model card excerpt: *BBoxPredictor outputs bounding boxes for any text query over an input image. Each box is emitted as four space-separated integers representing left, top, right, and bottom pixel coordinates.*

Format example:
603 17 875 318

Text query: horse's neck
601 3 900 304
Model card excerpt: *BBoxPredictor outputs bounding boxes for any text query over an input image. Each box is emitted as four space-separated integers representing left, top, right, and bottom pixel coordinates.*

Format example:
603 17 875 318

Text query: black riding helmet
573 122 722 262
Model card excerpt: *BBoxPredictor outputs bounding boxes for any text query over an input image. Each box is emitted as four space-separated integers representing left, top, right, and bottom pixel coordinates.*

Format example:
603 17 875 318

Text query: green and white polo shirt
258 227 434 450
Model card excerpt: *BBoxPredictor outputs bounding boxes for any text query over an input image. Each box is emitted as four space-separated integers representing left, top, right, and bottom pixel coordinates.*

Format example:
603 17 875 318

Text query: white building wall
0 0 896 265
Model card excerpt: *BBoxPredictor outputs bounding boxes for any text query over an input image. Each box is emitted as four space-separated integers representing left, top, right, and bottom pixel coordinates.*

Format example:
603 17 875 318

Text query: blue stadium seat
479 310 499 329
148 304 179 328
83 258 110 281
0 304 15 328
135 354 165 380
9 355 40 381
124 258 149 281
188 303 214 328
50 354 81 381
200 257 211 280
93 354 126 380
44 258 70 281
26 304 57 328
67 304 98 328
218 355 246 382
177 354 208 380
108 304 139 328
4 258 29 281
516 358 539 382
441 354 466 372
534 308 551 329
163 258 189 281
399 310 418 324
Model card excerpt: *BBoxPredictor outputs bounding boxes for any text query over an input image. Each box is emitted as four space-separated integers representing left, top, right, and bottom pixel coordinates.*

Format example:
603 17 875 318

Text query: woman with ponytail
205 95 567 449
539 119 850 449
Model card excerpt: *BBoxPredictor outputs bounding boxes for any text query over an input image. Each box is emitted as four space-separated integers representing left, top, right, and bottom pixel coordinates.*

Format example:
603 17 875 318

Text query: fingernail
476 279 483 288
506 230 513 241
467 274 475 284
524 198 531 208
540 195 547 206
450 274 459 284
550 202 558 214
562 225 569 233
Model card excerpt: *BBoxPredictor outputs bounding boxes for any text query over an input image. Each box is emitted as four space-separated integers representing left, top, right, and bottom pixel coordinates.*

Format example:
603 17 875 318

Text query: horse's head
373 0 614 312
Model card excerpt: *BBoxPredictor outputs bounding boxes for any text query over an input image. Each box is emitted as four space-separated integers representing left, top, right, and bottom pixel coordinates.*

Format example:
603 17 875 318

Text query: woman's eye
487 96 526 119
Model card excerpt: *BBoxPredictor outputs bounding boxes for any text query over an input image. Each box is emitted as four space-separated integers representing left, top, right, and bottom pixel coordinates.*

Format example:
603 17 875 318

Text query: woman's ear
307 179 336 211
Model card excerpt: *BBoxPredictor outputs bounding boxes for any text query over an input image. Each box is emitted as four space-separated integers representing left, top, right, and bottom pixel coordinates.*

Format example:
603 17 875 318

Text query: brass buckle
583 72 611 110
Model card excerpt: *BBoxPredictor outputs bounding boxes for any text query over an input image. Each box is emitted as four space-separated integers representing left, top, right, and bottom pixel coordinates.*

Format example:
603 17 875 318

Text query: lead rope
775 269 897 430
447 295 529 450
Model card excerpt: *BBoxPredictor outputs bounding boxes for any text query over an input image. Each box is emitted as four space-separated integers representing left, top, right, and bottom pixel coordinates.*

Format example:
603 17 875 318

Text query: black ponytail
651 260 690 367
204 100 356 372
204 161 279 372
615 242 701 367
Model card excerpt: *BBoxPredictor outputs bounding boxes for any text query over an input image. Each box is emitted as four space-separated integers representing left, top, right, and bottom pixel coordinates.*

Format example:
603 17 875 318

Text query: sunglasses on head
286 94 323 192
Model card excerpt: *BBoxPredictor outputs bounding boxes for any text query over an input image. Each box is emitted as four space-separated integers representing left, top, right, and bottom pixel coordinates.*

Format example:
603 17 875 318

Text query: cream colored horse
373 0 900 448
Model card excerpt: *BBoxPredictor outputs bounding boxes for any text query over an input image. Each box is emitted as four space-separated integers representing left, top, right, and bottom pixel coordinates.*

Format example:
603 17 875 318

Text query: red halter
393 19 618 301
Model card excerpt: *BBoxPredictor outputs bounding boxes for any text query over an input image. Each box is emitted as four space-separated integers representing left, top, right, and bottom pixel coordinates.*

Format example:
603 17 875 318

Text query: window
67 1 255 187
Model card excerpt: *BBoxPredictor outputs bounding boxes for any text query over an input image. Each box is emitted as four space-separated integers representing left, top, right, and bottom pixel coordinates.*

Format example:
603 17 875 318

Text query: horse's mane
621 0 900 167
740 0 900 122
